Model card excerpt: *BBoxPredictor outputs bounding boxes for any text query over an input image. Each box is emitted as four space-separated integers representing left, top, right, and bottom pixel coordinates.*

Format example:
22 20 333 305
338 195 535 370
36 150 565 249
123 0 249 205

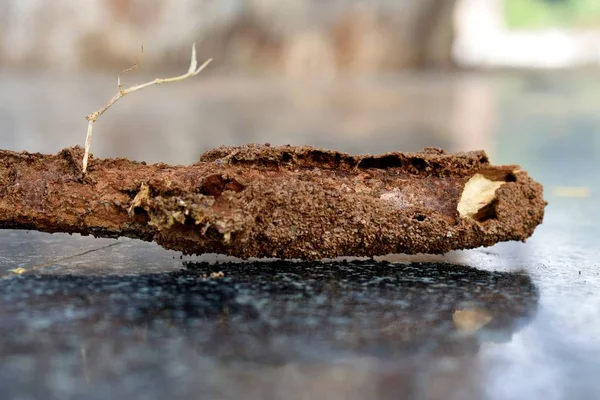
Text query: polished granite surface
0 70 599 399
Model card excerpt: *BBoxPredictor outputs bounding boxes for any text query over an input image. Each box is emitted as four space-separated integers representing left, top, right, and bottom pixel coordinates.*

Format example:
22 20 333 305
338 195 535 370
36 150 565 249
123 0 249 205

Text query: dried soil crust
0 145 546 260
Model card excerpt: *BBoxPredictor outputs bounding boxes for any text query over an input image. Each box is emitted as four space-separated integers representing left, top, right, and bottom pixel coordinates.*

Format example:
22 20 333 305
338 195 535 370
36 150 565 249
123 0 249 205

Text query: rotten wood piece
0 145 546 260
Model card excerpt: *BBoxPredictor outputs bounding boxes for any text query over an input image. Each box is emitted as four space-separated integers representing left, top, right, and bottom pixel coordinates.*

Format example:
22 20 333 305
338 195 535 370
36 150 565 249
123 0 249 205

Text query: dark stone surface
0 254 540 400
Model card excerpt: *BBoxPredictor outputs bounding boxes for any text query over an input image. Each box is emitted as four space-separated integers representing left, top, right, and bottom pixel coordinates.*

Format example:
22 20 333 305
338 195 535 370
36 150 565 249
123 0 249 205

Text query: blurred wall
0 0 456 74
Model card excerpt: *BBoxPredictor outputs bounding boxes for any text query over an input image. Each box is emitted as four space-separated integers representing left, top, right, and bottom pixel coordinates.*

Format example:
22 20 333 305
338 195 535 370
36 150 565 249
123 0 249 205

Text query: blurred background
0 0 599 173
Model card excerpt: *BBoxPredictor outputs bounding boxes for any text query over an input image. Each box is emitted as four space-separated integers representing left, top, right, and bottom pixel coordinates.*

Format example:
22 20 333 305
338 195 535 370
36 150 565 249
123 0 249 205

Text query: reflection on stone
453 308 493 333
0 260 538 399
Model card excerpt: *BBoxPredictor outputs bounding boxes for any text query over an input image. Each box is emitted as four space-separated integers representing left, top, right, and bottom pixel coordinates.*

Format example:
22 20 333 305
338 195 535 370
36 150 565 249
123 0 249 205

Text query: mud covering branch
0 145 546 260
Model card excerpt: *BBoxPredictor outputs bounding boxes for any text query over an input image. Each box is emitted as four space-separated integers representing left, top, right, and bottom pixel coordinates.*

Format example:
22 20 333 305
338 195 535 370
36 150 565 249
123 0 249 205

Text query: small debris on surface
204 271 225 280
8 268 27 275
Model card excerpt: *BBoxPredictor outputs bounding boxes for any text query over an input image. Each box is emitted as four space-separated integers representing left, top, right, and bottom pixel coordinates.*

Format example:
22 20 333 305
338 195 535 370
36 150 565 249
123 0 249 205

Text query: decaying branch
0 144 546 260
82 44 212 173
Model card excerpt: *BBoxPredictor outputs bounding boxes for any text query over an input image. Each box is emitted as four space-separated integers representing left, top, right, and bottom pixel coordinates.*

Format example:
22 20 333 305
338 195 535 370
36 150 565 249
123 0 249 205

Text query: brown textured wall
0 0 457 74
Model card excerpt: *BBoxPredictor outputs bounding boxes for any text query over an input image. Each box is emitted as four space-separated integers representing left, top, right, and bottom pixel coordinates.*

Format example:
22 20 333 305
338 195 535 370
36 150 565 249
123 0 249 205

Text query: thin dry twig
82 43 212 173
3 242 122 279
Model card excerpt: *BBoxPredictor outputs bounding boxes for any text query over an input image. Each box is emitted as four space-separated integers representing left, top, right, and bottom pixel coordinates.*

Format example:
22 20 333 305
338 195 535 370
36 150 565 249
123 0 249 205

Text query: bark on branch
0 145 546 260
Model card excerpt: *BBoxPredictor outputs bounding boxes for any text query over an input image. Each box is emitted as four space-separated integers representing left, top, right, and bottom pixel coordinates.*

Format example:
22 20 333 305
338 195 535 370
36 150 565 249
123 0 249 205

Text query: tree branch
0 145 546 260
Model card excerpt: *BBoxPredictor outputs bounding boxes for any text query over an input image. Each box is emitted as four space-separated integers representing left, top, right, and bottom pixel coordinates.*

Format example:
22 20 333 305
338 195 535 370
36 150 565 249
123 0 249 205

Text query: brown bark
0 145 546 260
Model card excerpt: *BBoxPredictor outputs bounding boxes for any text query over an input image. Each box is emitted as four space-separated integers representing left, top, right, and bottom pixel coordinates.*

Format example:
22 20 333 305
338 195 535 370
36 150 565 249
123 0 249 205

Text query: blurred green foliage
505 0 600 28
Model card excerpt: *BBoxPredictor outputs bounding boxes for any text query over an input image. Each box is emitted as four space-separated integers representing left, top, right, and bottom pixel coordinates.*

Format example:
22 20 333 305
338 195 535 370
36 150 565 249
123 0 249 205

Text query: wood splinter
0 144 546 260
